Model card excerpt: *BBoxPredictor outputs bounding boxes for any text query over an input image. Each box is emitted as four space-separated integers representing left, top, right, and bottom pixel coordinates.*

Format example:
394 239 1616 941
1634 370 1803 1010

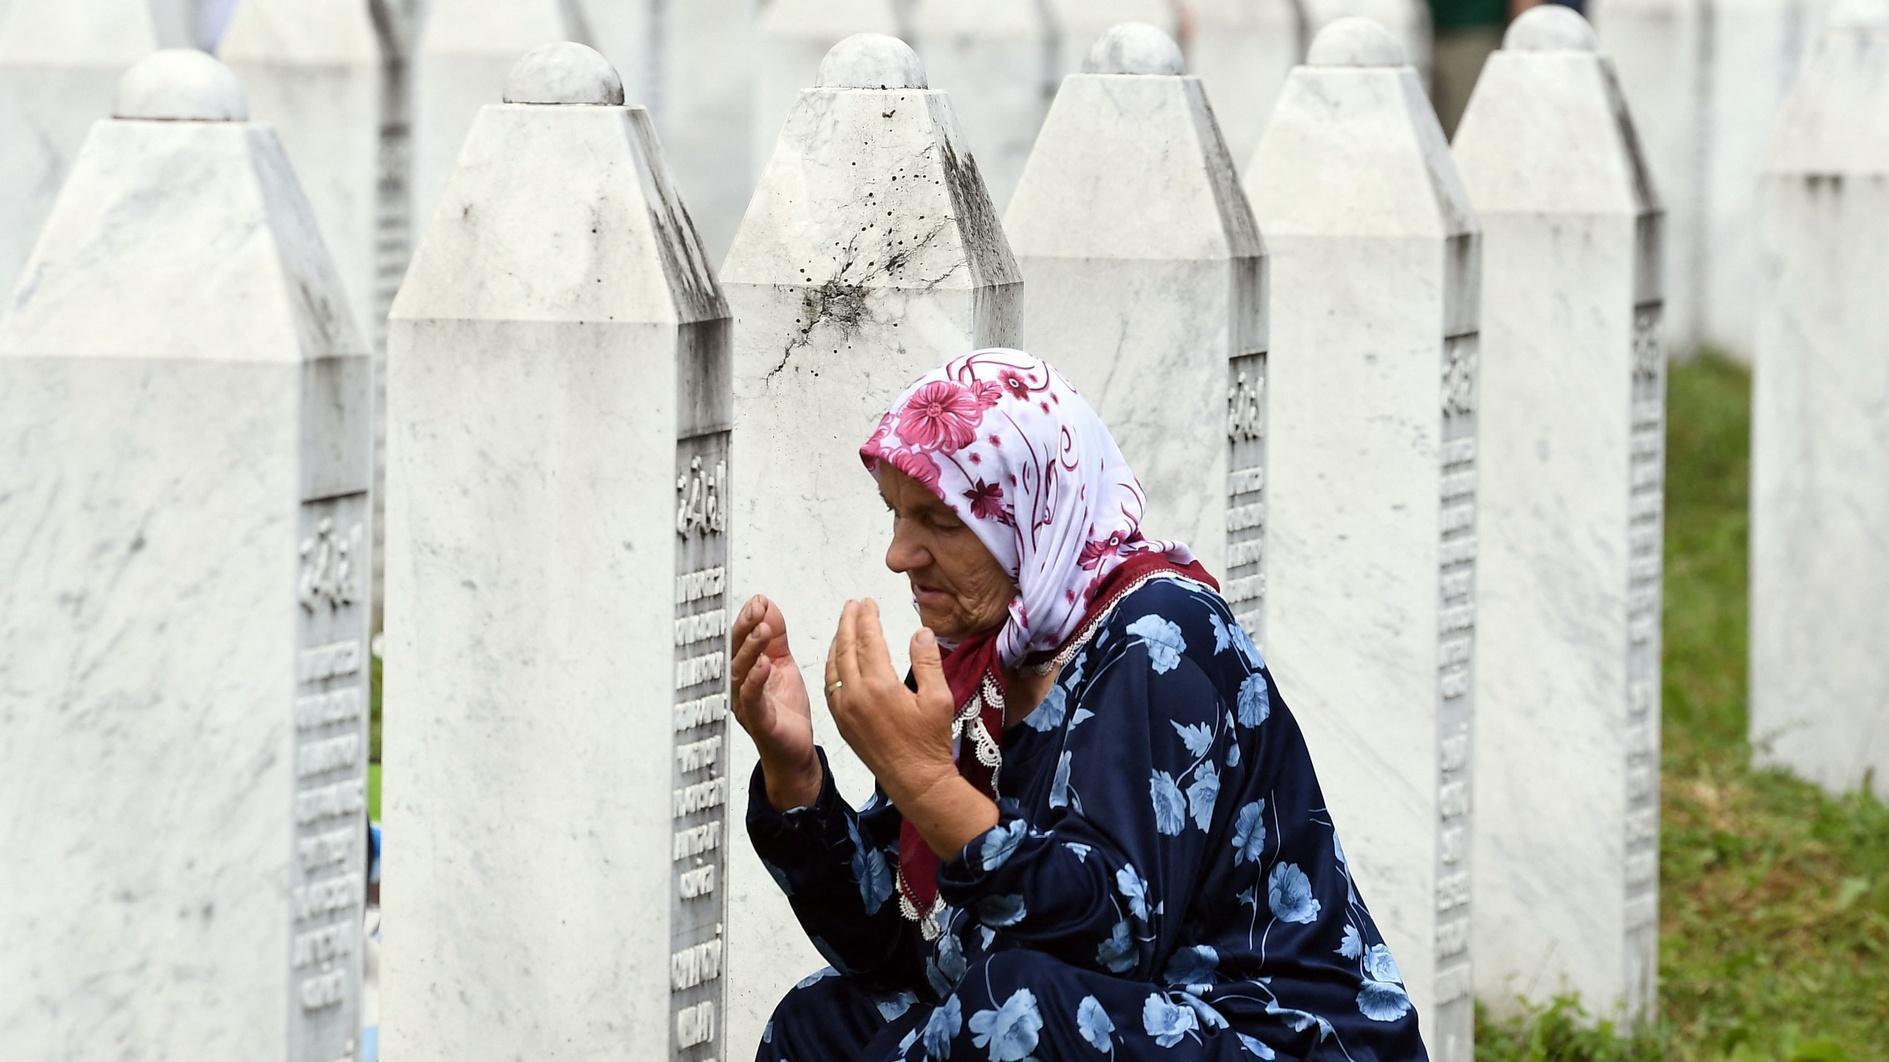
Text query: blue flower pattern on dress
969 987 1044 1061
749 579 1425 1060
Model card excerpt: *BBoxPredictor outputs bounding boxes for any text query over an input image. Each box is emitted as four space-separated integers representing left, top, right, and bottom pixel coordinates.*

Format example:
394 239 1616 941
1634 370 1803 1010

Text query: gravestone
411 0 575 233
0 1 173 309
1244 19 1478 1060
1007 22 1267 631
1047 0 1182 75
656 0 763 263
752 0 903 182
383 42 730 1059
722 31 1021 1051
1751 0 1889 798
1188 0 1309 168
1308 0 1433 84
909 0 1058 210
1594 0 1705 358
1699 0 1826 360
222 0 407 623
0 50 371 1059
1452 7 1664 1025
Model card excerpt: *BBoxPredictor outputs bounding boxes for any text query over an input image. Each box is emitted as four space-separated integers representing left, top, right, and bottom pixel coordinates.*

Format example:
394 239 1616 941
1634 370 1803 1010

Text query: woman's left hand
825 598 957 806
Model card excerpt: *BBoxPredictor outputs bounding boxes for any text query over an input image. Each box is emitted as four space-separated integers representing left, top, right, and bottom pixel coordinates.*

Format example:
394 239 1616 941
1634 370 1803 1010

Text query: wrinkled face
879 465 1014 640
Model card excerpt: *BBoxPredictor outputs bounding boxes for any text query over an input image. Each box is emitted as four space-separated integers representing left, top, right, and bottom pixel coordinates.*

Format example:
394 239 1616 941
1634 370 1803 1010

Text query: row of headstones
1 6 1884 1060
0 0 1844 369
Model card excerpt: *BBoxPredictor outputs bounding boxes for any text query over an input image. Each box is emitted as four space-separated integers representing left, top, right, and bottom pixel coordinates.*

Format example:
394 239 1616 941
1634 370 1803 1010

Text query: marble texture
1699 0 1828 360
1750 0 1889 798
384 42 730 1061
752 0 903 183
411 0 575 237
1593 0 1705 357
1187 0 1309 170
0 51 371 1060
222 0 402 599
909 0 1057 211
1308 0 1432 84
1452 6 1664 1026
1243 18 1478 1060
721 32 1021 1050
0 1 172 310
1005 24 1268 632
1047 0 1182 75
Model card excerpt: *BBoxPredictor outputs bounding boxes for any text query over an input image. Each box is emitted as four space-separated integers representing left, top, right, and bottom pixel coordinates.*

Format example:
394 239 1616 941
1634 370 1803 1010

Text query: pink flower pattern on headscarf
860 349 1194 666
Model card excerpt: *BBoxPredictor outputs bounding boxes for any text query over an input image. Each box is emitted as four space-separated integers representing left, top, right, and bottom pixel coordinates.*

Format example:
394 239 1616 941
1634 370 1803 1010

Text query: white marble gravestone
1244 19 1477 1060
1699 0 1827 360
1594 0 1705 358
1007 23 1267 630
0 1 175 310
753 0 903 182
1188 0 1309 169
383 42 730 1060
1452 7 1664 1026
656 0 763 264
411 0 575 234
722 31 1022 1050
1047 0 1182 75
222 1 406 623
1750 0 1889 799
909 0 1058 211
0 50 371 1059
1308 0 1433 84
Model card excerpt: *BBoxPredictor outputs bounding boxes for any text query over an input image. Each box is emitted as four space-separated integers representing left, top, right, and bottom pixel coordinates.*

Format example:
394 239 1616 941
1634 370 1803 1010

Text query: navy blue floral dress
749 578 1428 1060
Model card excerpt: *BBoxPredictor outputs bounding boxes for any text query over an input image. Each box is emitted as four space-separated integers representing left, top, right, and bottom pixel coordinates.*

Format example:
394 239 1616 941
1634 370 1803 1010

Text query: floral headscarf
860 348 1205 931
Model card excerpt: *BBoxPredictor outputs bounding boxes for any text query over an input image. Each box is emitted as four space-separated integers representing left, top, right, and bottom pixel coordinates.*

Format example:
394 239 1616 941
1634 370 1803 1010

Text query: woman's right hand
730 594 823 810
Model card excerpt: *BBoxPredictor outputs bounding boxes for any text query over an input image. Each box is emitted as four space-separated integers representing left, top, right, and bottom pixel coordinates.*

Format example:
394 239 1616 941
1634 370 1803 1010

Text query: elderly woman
731 350 1427 1060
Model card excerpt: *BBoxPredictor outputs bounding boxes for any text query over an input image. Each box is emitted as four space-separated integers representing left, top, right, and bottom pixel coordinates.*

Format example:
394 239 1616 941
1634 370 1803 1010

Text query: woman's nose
885 524 928 574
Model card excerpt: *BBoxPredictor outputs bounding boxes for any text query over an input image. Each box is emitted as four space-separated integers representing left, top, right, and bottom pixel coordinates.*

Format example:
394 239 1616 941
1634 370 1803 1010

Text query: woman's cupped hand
731 594 959 812
824 598 958 809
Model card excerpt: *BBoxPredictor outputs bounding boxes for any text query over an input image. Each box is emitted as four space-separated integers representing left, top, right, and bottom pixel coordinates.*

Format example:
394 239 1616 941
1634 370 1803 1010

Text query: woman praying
731 350 1428 1060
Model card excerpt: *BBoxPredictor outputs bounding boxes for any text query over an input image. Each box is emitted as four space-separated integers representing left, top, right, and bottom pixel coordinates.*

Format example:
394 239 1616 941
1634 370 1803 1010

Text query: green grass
1477 356 1889 1059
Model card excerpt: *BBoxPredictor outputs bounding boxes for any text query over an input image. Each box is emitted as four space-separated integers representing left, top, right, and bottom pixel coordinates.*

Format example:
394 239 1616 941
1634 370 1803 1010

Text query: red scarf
894 552 1219 934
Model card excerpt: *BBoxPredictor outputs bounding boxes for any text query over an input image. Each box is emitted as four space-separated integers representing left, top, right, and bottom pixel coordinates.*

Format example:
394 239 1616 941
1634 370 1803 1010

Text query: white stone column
1308 0 1432 84
1751 0 1889 798
0 50 371 1059
223 0 410 631
1244 19 1477 1060
383 43 730 1059
1699 0 1828 360
411 0 574 235
0 2 169 309
1593 0 1705 358
909 0 1057 211
1452 7 1663 1026
1048 0 1182 75
656 0 763 264
1007 23 1267 629
1186 0 1309 168
752 0 903 181
722 32 1020 1049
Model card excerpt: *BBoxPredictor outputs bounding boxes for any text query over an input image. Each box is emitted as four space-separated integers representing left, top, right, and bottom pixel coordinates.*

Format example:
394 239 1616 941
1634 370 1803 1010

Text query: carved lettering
675 458 727 539
299 518 365 612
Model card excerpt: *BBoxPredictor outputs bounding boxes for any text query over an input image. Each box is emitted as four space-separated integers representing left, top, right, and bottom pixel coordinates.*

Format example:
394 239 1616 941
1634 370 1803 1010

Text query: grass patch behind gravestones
1476 355 1889 1059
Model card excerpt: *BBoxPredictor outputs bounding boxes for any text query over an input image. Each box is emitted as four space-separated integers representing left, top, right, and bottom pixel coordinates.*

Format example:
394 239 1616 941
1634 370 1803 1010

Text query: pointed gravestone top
1307 15 1406 67
1504 5 1597 51
503 41 626 105
113 49 248 121
816 31 926 88
1084 22 1185 75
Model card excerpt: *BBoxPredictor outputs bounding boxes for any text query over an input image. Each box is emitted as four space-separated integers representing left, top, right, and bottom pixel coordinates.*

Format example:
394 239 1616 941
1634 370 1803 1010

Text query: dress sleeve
935 604 1236 982
745 745 924 989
